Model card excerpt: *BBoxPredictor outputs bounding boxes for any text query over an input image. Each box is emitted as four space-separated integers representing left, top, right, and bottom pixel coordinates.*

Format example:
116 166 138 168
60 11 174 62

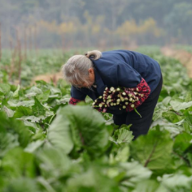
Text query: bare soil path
31 71 63 85
161 47 192 78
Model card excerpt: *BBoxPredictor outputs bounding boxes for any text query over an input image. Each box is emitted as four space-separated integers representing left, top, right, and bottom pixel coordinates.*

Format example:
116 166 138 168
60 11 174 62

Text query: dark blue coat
71 50 162 101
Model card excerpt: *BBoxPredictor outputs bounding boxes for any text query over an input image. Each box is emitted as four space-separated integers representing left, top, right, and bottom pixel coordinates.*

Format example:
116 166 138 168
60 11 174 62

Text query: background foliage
0 0 192 48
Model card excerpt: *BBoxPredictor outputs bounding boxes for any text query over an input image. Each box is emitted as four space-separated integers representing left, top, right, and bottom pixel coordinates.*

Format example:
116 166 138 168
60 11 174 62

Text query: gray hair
62 50 102 86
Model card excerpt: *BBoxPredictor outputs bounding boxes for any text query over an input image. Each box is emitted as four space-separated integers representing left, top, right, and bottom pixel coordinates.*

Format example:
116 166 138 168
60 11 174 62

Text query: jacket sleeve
69 86 86 105
116 63 151 110
125 78 151 111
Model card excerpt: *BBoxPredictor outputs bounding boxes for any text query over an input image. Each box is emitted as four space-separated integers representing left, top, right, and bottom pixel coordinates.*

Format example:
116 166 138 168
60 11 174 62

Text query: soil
31 71 64 85
161 47 192 78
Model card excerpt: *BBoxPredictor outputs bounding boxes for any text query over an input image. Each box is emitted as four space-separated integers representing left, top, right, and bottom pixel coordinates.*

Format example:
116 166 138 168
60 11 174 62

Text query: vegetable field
0 48 192 192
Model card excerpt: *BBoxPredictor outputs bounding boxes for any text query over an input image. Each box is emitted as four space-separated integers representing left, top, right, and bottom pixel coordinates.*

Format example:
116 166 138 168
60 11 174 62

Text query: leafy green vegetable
130 127 173 170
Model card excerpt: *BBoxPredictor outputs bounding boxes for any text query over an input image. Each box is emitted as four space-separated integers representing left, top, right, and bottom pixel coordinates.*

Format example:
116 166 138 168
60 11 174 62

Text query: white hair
62 50 102 86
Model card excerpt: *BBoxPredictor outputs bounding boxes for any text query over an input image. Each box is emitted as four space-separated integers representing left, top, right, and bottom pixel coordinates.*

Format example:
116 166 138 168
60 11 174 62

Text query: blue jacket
71 50 162 101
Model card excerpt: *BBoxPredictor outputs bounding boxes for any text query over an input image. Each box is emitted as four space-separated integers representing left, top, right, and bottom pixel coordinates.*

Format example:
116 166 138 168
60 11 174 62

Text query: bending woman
62 50 162 139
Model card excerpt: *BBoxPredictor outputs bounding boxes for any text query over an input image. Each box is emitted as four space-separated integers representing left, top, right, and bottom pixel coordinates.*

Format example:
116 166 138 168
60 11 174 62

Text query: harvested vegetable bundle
92 86 143 117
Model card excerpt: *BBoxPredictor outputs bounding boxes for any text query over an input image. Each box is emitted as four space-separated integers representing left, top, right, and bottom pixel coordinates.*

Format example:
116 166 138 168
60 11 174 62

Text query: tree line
0 0 192 49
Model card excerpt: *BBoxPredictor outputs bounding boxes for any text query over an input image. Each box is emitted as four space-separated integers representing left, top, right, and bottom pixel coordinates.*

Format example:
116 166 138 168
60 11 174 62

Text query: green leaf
133 179 160 192
24 140 45 153
17 115 44 123
170 100 192 111
12 84 20 98
0 112 32 148
13 106 33 118
159 174 192 191
162 96 171 106
130 127 173 170
59 105 109 156
25 86 42 98
32 97 46 116
8 100 34 107
3 177 41 192
3 106 14 117
66 165 122 192
173 132 192 155
2 148 36 178
36 90 50 102
46 109 74 154
162 111 183 123
109 145 130 164
36 147 71 180
109 126 133 145
0 83 10 95
0 132 19 158
119 162 152 187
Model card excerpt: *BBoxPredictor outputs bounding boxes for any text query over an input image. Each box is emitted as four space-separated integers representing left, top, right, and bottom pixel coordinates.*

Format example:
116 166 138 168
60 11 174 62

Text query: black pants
113 76 163 139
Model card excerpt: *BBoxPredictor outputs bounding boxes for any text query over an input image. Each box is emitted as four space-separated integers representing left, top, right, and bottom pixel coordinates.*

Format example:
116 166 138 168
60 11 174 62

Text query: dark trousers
113 76 163 139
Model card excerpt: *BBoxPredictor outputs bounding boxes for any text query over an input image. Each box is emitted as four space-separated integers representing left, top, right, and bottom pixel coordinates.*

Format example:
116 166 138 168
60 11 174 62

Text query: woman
62 50 162 139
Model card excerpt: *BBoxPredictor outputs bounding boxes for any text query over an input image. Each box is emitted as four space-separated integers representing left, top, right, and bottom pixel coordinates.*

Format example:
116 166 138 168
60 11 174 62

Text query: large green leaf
130 127 174 170
0 83 10 95
173 132 192 155
13 106 33 118
36 90 50 102
46 108 73 154
109 126 133 145
2 148 36 178
24 140 45 153
12 85 21 98
0 132 19 158
133 180 160 192
0 112 32 148
3 177 41 192
159 174 192 191
162 111 183 123
36 147 71 180
118 162 152 188
66 165 122 192
109 145 130 164
3 106 14 117
59 105 109 156
170 100 192 111
32 97 46 116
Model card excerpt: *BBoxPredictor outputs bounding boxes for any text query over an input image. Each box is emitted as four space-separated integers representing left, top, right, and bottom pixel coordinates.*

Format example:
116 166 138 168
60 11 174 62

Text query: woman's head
62 50 102 88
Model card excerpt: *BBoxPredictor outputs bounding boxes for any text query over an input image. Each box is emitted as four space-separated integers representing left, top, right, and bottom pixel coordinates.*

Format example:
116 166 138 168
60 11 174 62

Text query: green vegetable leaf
170 100 192 111
32 97 46 116
130 127 173 170
173 132 192 155
3 177 41 192
36 147 71 180
46 108 74 154
0 132 19 158
133 179 160 192
59 105 109 157
2 148 36 178
0 83 10 95
119 162 152 187
110 126 133 145
159 174 192 191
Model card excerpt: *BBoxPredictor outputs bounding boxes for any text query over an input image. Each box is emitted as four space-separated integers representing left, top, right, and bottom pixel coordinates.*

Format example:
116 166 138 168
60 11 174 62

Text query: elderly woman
62 50 162 139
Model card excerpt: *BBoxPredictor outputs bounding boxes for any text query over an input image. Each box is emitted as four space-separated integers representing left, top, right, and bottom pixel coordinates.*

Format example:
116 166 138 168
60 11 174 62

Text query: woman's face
74 68 95 88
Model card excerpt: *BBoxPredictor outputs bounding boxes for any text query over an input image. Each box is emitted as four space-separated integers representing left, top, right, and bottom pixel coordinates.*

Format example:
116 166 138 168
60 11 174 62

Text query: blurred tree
164 2 192 43
0 0 192 47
